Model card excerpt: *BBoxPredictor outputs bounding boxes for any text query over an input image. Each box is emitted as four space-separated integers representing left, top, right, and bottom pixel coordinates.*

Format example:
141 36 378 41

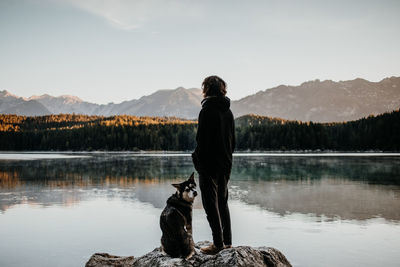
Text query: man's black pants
199 172 232 248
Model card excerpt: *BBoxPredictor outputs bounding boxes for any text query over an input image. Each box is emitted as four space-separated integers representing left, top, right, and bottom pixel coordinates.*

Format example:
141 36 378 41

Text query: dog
160 172 197 259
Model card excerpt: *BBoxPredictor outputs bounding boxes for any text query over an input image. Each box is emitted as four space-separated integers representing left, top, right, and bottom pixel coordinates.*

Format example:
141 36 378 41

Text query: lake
0 152 399 267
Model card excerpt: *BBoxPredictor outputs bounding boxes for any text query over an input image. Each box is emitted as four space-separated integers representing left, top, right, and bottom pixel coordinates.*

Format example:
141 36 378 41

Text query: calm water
0 152 400 267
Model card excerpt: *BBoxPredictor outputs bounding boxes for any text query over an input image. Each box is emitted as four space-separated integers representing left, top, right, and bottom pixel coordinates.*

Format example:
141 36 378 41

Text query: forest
0 110 399 151
235 110 400 151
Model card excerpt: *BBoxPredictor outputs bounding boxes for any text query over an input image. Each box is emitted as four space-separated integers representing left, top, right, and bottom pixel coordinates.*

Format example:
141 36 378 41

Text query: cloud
61 0 203 30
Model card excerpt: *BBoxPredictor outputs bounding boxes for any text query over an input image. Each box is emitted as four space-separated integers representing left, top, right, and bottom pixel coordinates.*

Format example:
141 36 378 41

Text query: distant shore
0 151 399 161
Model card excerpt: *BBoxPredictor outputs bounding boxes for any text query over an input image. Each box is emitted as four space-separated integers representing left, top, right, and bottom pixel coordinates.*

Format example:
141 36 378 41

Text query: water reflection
231 156 400 184
230 179 400 221
0 154 399 221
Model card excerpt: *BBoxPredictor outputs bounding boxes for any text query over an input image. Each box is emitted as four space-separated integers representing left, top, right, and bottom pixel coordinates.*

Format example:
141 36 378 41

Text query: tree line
235 110 400 151
0 110 399 151
0 114 197 151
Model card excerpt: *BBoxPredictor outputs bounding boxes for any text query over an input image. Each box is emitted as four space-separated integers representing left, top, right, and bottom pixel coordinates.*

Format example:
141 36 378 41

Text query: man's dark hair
202 76 227 97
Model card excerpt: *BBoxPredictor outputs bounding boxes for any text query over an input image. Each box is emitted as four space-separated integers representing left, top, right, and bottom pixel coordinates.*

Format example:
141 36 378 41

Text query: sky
1 0 399 104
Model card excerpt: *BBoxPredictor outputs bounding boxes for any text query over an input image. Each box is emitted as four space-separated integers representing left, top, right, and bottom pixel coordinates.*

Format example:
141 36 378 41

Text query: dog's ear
188 172 195 182
172 183 181 190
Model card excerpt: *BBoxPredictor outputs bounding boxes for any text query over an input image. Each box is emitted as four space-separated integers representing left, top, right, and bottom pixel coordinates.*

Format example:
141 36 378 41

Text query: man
192 75 235 255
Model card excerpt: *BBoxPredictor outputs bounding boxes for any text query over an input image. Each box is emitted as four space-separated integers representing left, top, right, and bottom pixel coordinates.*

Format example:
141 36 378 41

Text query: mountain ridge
231 76 400 122
1 76 399 122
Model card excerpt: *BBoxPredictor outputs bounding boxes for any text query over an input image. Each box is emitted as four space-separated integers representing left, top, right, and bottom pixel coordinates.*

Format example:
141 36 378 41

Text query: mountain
113 87 203 118
0 90 51 116
1 76 400 122
231 77 400 122
0 87 203 119
28 94 99 115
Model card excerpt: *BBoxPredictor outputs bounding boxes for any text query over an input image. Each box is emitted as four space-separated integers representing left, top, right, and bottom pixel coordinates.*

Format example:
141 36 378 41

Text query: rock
85 241 292 267
85 253 135 267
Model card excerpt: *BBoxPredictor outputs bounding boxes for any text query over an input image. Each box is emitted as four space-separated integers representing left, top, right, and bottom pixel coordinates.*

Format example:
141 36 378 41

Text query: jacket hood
201 96 231 111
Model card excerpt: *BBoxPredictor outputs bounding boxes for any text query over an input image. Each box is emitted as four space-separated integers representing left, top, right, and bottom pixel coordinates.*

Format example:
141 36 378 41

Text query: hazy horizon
1 0 399 104
1 75 398 104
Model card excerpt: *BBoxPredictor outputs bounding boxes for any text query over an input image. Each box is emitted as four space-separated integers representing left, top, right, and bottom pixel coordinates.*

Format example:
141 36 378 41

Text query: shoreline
0 150 400 159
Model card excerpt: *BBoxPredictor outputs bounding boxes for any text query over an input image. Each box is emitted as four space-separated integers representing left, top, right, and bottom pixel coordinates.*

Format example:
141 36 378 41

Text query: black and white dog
160 172 197 259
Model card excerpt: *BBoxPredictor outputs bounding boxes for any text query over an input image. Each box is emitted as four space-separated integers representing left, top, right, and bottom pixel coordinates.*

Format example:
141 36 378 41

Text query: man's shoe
200 244 224 255
224 245 232 249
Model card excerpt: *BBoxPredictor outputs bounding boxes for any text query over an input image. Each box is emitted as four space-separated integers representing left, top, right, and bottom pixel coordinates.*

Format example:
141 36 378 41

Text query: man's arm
192 108 215 173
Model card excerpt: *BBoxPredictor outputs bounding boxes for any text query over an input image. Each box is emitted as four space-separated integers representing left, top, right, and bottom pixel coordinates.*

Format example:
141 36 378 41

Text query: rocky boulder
86 241 292 267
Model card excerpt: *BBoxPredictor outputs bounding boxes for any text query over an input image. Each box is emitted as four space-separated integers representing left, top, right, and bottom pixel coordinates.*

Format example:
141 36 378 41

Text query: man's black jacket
192 96 235 175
